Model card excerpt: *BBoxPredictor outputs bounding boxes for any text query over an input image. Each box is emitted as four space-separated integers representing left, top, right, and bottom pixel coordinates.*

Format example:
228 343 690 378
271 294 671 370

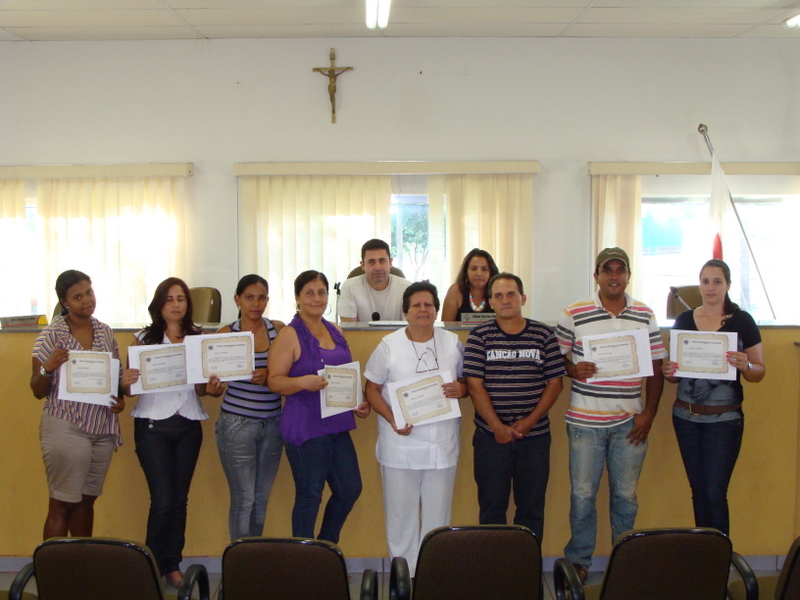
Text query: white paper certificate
583 328 654 383
57 351 120 406
387 371 461 429
128 344 191 394
185 332 255 383
670 330 737 381
318 361 364 419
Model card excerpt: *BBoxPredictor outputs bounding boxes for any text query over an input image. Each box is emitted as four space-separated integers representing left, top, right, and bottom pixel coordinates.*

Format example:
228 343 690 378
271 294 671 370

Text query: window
640 174 800 323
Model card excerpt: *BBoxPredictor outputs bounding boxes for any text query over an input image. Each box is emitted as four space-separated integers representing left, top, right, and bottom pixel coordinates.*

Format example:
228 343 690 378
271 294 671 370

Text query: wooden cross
313 48 353 124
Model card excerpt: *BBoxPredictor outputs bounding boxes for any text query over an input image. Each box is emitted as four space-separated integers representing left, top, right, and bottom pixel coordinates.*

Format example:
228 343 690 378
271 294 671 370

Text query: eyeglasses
415 346 440 373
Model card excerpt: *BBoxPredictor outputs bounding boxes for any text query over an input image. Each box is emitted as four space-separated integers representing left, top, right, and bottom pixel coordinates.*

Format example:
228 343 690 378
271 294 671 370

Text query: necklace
469 291 486 312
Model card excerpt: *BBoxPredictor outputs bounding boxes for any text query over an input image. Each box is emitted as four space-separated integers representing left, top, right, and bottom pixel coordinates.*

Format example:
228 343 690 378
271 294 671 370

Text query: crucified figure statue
313 49 353 123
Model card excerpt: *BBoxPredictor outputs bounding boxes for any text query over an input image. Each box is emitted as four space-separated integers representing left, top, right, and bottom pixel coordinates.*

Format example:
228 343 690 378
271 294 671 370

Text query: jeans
216 411 283 541
134 415 203 575
284 431 362 544
472 428 551 541
564 420 647 568
673 414 743 535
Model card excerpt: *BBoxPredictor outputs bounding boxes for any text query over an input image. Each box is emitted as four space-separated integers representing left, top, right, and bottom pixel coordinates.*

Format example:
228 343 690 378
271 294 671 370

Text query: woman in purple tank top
268 270 371 543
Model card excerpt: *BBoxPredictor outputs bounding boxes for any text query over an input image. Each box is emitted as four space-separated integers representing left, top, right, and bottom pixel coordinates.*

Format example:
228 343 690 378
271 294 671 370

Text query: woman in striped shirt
215 274 285 541
30 269 127 540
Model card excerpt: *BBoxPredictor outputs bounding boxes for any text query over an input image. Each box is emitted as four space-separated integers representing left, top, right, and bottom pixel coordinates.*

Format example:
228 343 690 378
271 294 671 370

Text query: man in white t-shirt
339 239 411 322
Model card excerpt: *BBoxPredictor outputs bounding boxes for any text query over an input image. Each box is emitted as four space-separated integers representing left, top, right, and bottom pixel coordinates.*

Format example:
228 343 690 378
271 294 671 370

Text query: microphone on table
372 312 380 321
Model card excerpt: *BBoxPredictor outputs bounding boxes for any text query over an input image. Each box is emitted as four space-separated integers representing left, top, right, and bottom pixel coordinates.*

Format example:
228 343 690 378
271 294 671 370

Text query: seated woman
441 249 499 322
123 277 223 587
267 270 370 543
30 269 127 540
215 274 285 541
364 281 467 575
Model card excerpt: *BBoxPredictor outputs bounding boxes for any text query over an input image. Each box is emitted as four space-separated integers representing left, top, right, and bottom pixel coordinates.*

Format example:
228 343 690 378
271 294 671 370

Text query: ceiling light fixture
784 13 800 28
366 0 391 29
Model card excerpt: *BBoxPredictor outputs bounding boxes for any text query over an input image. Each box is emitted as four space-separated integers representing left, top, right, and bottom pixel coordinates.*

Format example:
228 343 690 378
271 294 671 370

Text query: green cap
595 247 630 270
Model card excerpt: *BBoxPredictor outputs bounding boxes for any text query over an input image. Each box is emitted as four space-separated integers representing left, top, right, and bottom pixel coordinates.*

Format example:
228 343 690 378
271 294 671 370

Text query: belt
674 399 742 416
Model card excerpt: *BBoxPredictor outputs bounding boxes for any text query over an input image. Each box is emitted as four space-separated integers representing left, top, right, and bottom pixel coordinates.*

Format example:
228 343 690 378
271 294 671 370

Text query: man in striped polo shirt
464 272 565 541
556 247 666 582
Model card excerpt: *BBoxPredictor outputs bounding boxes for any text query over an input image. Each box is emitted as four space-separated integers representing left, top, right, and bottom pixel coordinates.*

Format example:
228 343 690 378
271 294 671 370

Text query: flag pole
697 124 776 319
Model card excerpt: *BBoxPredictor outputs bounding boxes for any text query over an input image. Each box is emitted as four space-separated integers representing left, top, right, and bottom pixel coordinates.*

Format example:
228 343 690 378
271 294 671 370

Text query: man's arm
510 377 564 436
626 359 664 445
467 376 521 444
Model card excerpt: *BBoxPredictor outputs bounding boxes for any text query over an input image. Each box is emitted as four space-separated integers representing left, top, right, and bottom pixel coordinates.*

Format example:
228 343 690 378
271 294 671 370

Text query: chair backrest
32 537 164 600
412 525 541 600
189 287 221 323
776 536 800 600
598 528 732 600
346 265 406 279
666 285 702 319
221 537 350 600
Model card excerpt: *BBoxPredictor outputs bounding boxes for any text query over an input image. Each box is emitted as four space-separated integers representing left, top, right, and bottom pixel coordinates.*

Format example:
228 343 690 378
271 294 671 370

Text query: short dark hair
455 248 499 297
402 281 440 313
294 270 329 296
487 272 524 297
141 277 201 345
361 239 391 261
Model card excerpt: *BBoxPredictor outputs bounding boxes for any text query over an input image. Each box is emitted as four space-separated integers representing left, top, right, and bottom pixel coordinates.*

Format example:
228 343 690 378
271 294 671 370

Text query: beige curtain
0 180 46 316
441 173 534 286
238 175 393 321
592 174 642 299
37 177 188 325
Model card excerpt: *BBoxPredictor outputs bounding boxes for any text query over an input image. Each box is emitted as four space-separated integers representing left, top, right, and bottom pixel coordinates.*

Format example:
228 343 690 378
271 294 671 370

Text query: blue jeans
284 431 362 544
564 420 647 568
673 414 743 535
134 415 202 576
215 411 283 541
472 428 550 541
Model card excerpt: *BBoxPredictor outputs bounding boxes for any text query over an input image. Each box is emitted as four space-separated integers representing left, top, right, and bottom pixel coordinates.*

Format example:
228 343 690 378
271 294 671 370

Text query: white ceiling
1 0 799 42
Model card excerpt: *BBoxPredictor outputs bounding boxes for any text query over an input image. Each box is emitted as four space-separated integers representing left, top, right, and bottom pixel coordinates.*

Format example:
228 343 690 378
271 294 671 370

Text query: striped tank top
220 318 281 419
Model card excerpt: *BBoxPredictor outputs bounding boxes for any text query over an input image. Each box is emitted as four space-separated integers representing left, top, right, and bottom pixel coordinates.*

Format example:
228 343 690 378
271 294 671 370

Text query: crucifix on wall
313 48 353 124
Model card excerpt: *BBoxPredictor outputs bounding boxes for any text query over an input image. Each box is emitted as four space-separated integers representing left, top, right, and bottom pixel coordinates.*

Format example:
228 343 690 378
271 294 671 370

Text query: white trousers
381 464 457 576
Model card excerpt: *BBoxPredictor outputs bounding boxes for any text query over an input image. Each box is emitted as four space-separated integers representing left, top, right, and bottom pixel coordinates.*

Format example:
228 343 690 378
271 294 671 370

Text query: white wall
1 36 798 322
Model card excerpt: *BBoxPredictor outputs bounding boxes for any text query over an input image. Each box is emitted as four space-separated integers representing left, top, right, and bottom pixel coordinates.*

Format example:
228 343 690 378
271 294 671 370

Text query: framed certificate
318 361 363 418
670 330 737 381
57 351 120 406
387 371 461 429
185 332 255 384
130 344 190 393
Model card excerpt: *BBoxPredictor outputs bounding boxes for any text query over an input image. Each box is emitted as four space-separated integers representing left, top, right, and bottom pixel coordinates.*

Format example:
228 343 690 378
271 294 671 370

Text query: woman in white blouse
124 277 223 588
364 281 467 576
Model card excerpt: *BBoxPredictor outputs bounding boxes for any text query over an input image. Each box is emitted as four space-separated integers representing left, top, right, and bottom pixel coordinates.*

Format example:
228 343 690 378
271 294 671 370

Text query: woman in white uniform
364 281 467 575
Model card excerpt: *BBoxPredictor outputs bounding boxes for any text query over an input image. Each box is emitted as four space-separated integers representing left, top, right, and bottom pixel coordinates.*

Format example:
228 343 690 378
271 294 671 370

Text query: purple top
280 314 356 446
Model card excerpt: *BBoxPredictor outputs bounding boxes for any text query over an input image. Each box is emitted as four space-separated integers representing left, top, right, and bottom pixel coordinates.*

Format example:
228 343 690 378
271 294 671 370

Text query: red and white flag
709 152 732 260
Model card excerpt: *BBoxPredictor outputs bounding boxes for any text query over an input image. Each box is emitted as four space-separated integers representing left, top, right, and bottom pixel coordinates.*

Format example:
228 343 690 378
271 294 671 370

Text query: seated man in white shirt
339 239 411 322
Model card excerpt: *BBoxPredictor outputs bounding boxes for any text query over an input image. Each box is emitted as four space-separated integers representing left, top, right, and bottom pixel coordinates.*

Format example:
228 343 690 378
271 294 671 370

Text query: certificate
670 330 737 381
324 367 359 408
583 328 654 383
128 344 191 394
57 351 120 406
319 361 364 419
185 332 255 383
387 371 461 429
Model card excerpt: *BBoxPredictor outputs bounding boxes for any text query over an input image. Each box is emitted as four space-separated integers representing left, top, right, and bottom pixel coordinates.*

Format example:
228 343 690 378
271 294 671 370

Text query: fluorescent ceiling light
784 13 800 28
366 0 391 29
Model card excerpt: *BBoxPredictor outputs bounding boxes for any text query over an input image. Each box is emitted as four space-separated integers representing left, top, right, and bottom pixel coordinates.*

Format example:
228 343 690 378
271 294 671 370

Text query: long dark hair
700 259 739 323
55 270 92 317
235 274 269 319
455 249 499 298
141 277 201 345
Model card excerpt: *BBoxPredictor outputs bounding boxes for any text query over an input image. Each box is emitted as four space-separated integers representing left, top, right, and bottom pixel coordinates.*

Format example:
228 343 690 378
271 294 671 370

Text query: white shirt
130 332 208 421
364 327 464 470
339 274 411 321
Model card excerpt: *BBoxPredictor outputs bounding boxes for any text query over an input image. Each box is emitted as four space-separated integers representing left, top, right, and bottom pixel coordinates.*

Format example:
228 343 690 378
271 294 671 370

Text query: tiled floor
1 567 778 600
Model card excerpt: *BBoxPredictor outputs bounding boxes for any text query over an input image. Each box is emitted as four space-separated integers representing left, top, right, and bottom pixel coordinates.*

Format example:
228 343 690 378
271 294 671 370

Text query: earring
325 304 332 316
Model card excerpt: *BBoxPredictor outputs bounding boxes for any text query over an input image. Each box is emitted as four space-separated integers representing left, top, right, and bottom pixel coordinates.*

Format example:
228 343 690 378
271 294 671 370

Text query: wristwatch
39 365 52 377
